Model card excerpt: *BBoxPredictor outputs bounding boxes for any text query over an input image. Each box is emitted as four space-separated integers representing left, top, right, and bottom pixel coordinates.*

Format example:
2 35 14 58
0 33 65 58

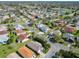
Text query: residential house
15 29 29 42
18 33 29 43
53 30 62 36
0 35 9 44
37 32 44 35
65 25 76 33
36 24 49 32
15 29 26 35
76 21 79 30
26 41 43 54
0 25 9 44
0 30 8 35
63 33 74 42
55 20 66 27
48 32 55 39
3 15 9 20
14 24 24 30
24 20 33 27
7 52 21 58
18 46 35 58
0 25 7 31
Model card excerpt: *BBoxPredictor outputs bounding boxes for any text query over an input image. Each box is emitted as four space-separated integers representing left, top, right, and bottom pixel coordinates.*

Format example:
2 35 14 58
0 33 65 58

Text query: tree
7 31 18 44
32 33 51 53
56 50 79 58
33 33 47 46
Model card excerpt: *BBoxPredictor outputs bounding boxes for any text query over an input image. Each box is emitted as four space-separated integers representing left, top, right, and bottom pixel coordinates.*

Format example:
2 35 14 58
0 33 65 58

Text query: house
0 35 9 44
37 32 44 35
7 52 21 58
0 25 8 35
14 24 24 30
26 41 43 54
18 33 29 43
53 30 62 36
15 29 29 42
76 21 79 30
0 25 9 44
3 15 9 20
24 20 33 26
55 20 66 27
15 29 26 35
0 30 8 35
76 37 79 42
0 25 7 31
10 14 16 17
36 24 49 32
65 25 76 33
18 46 35 58
63 33 74 41
48 32 54 39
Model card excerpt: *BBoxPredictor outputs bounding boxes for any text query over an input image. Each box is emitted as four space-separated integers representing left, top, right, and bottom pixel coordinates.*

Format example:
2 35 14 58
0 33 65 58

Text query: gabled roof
0 35 9 44
0 30 8 35
65 26 76 33
0 25 7 31
27 41 43 54
16 29 25 35
14 24 24 30
18 46 33 58
63 33 74 41
19 33 28 40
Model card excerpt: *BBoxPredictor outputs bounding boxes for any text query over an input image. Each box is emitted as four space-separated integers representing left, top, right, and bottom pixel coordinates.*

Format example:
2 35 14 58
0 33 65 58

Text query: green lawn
0 40 31 58
0 44 17 58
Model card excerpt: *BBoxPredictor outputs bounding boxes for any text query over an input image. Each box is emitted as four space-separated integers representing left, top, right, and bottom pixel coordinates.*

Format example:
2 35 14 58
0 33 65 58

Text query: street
44 42 70 58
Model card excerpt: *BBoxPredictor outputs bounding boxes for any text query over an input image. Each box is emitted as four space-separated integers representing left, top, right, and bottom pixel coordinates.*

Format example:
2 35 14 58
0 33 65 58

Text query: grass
43 43 51 53
72 47 79 55
0 44 16 58
0 40 31 58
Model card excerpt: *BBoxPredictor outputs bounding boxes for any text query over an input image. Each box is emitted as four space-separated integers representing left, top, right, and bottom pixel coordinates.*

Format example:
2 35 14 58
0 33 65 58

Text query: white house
27 41 43 54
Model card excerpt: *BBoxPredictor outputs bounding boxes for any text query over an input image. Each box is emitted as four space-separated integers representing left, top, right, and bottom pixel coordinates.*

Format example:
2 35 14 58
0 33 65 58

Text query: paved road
44 42 70 58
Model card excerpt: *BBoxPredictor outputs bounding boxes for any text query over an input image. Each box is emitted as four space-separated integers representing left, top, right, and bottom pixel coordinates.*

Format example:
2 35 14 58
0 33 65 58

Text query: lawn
0 40 31 58
0 44 17 58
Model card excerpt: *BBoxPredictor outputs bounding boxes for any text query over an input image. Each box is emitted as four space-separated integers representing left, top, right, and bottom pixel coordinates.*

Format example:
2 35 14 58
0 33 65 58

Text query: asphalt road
44 42 70 58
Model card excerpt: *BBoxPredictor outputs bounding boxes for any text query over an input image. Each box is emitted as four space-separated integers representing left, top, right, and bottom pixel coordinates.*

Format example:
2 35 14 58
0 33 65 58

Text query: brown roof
0 30 8 35
18 46 33 58
16 29 25 35
19 34 28 40
55 20 66 27
65 26 76 33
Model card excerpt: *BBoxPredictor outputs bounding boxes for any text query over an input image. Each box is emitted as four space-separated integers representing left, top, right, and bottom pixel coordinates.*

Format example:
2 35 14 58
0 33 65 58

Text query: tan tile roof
18 46 33 58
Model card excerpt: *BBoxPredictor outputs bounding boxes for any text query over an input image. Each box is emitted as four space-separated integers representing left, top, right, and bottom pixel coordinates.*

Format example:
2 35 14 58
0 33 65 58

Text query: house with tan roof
18 46 36 58
15 29 26 35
